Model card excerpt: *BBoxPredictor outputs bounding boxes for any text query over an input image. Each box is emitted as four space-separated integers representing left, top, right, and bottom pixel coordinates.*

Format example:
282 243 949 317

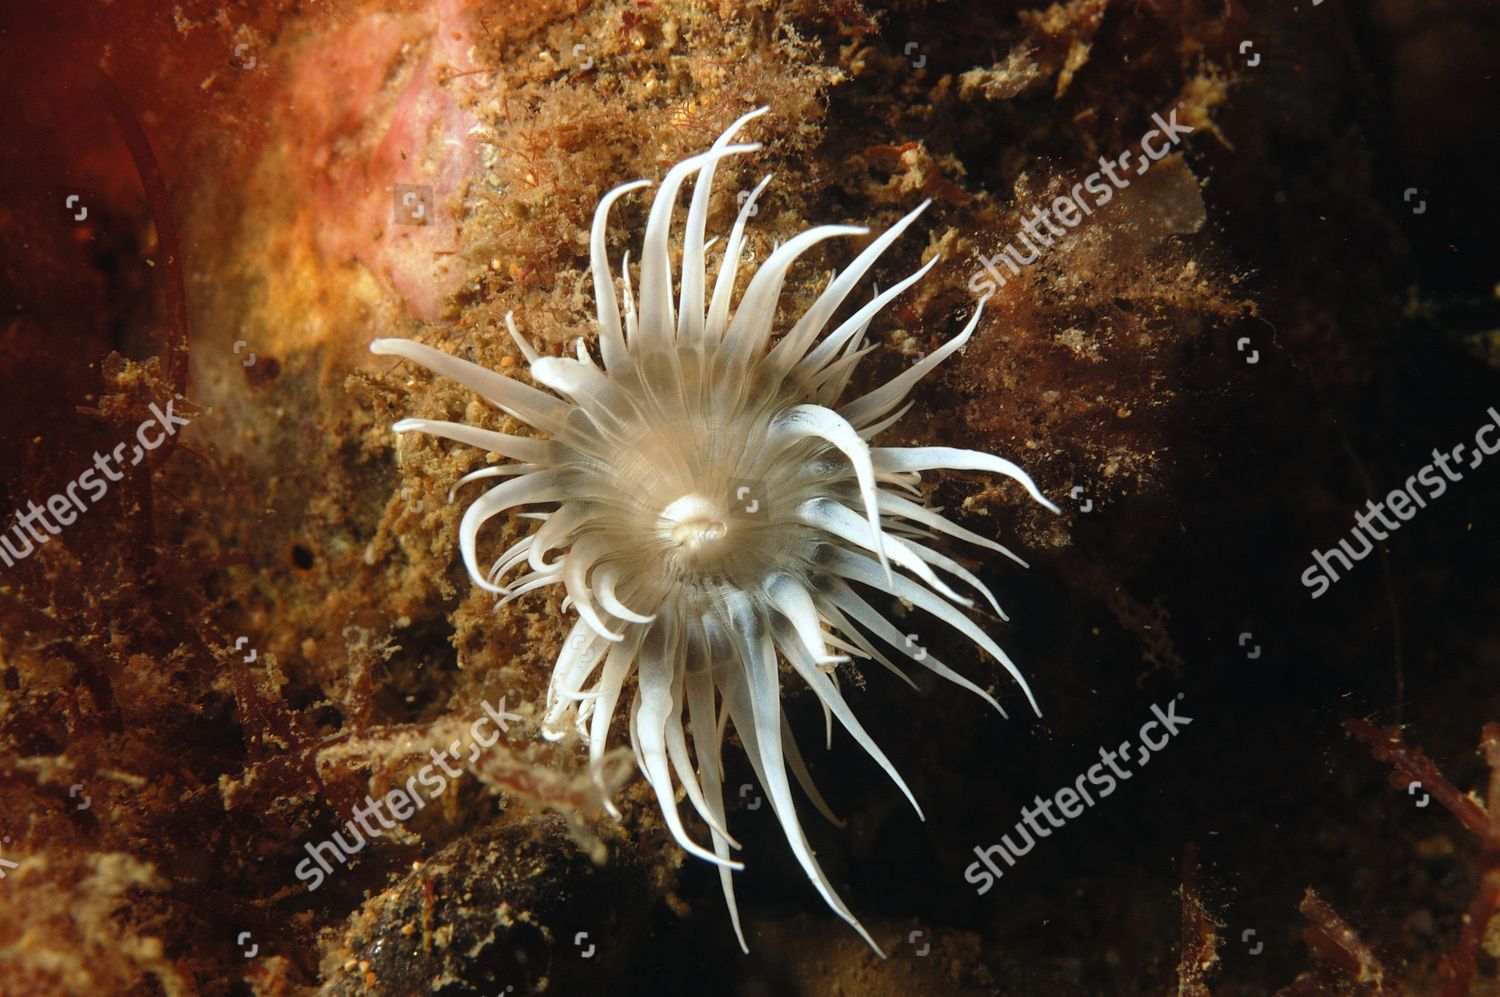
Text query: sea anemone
371 107 1058 953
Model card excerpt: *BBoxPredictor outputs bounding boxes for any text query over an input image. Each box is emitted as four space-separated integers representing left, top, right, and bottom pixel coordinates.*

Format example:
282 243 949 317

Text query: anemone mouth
659 493 729 553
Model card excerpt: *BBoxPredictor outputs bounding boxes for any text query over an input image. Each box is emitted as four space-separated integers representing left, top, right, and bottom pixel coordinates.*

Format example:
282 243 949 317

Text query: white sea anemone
372 107 1057 954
